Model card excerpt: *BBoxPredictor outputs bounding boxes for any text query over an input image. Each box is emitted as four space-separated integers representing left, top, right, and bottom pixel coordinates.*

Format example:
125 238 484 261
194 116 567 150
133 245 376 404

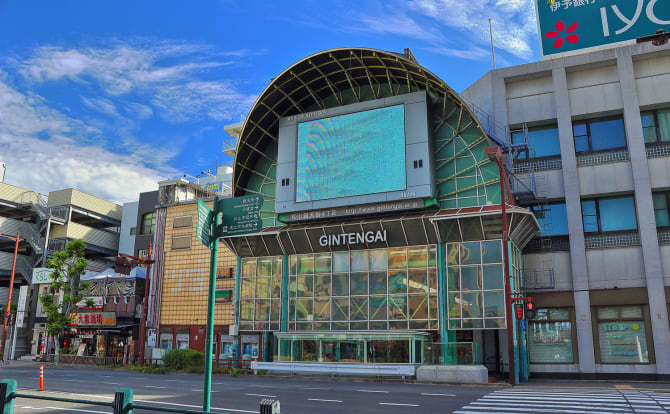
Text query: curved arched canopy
234 47 504 227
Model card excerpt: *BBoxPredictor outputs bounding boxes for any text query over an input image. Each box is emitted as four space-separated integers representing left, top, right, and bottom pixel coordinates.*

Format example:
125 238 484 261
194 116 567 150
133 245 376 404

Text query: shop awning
221 205 539 257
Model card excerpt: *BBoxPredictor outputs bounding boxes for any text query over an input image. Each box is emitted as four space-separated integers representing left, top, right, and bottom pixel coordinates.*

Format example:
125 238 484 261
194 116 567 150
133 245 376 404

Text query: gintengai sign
319 230 387 247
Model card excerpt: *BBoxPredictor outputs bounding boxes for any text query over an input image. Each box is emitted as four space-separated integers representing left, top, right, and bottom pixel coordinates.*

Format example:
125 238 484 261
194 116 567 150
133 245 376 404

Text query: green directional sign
196 199 214 247
219 194 264 237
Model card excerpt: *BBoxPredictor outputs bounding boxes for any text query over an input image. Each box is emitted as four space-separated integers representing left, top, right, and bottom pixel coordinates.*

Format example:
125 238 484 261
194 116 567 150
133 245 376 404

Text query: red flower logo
545 20 579 49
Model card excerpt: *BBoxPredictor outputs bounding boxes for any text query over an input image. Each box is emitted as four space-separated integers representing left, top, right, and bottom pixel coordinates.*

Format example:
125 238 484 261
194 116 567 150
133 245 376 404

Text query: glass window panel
527 124 561 158
289 276 297 297
351 321 368 330
272 257 282 276
242 258 256 277
462 319 484 329
369 296 388 320
296 322 313 331
643 126 658 143
370 321 387 330
599 197 637 231
388 295 407 319
332 297 349 321
369 249 388 271
598 307 619 319
448 267 460 291
240 300 254 321
350 272 368 295
289 299 296 321
581 200 599 232
369 271 387 294
407 246 427 267
351 251 369 272
314 253 331 273
408 268 428 293
314 274 331 297
297 255 314 275
314 322 330 331
296 298 313 321
483 265 503 290
598 321 648 363
484 291 504 318
314 298 330 321
332 273 349 296
350 297 368 320
641 111 656 129
389 320 408 330
620 306 642 319
290 255 297 275
653 193 669 227
572 122 587 137
270 299 281 321
388 248 407 269
388 270 408 294
590 117 627 151
427 268 437 293
332 252 349 272
297 275 313 297
256 277 271 298
461 242 481 265
529 321 574 363
511 130 524 145
429 294 438 319
485 318 505 329
574 135 589 152
658 108 670 142
461 266 482 290
409 294 428 319
409 320 429 330
481 240 502 263
255 300 270 321
271 276 281 298
332 321 349 330
549 308 570 320
241 278 253 299
446 244 459 265
448 292 460 319
462 291 482 318
257 258 272 276
534 203 569 236
428 246 437 266
449 319 461 329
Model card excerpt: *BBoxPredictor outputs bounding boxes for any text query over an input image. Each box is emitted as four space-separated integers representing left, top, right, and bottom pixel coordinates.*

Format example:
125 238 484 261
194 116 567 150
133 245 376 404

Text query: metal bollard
1 379 17 414
38 365 44 391
113 388 133 414
259 398 280 414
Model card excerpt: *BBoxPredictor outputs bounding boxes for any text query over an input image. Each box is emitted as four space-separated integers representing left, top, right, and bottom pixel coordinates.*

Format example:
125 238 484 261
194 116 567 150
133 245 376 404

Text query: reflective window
530 203 569 236
597 306 649 364
572 116 627 153
529 308 574 364
641 108 670 144
653 192 670 227
142 212 156 235
581 196 637 233
512 124 561 158
239 256 283 329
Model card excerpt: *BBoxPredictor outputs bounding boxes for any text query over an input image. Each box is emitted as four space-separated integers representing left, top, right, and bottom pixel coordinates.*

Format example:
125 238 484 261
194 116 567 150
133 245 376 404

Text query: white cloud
80 96 120 117
19 42 254 123
346 10 445 44
0 77 176 203
409 0 537 59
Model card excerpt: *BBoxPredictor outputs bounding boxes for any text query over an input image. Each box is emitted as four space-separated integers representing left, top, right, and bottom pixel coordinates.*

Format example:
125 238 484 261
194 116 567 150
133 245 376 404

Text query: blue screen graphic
296 105 406 202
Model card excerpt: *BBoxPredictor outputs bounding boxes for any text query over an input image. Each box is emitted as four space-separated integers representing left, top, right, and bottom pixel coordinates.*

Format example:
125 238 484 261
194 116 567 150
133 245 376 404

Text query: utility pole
489 18 496 70
0 231 21 356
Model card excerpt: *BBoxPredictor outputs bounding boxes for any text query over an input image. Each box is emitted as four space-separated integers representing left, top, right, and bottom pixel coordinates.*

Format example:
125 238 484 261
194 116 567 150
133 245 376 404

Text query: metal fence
44 354 124 366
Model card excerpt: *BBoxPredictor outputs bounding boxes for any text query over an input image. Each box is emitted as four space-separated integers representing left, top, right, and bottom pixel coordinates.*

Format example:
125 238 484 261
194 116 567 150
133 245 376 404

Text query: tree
39 239 94 362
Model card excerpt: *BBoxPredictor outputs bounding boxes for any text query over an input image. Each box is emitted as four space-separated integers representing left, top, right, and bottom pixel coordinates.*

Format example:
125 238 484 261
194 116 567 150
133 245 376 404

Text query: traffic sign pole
203 198 219 412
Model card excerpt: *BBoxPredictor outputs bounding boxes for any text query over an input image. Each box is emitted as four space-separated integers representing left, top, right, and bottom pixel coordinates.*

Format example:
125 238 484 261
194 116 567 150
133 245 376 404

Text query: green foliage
231 368 241 377
40 239 89 339
163 349 205 372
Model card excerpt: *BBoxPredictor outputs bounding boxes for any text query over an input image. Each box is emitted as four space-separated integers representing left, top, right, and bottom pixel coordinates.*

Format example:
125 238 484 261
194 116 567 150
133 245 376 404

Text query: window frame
141 212 157 236
642 108 670 146
529 202 569 237
528 307 578 365
581 196 638 234
572 116 628 154
171 235 192 250
593 305 653 365
172 215 193 229
511 123 562 160
653 191 670 229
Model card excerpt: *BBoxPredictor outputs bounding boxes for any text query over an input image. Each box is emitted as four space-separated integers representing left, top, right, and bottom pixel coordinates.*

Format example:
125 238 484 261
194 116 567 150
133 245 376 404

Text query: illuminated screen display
296 104 406 202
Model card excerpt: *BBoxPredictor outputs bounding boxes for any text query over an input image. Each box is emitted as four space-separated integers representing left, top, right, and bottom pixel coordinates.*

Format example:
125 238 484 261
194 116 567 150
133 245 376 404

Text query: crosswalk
454 387 670 414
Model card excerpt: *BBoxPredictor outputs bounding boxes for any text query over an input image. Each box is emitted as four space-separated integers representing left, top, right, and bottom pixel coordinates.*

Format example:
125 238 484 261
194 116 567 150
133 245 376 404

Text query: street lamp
485 147 516 385
0 231 22 356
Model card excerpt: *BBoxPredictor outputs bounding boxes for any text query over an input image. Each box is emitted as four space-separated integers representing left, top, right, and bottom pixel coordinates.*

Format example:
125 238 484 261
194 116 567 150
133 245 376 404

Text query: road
2 362 670 413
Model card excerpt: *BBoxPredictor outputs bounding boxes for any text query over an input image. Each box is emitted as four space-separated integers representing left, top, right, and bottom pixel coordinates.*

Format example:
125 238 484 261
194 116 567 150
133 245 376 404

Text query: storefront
221 47 539 375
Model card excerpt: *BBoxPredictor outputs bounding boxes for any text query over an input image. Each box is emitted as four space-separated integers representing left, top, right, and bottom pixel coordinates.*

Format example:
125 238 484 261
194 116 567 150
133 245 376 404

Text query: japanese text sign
196 199 215 247
536 0 670 58
219 194 264 237
69 311 116 326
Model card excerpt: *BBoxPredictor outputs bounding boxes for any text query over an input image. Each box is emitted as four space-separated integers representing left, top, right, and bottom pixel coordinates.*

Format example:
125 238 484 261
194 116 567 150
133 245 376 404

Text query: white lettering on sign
601 0 670 37
318 230 387 247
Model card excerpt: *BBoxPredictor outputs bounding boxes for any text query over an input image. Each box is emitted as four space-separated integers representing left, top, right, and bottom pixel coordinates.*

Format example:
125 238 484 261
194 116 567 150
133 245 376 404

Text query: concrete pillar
616 49 670 374
552 66 596 373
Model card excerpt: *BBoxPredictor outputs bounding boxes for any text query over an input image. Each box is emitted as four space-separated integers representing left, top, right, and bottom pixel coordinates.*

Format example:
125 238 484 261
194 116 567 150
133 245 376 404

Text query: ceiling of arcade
233 48 504 228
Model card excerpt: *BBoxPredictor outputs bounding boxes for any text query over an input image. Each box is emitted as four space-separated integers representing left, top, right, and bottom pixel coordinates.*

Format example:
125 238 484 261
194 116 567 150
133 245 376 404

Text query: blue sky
0 0 541 203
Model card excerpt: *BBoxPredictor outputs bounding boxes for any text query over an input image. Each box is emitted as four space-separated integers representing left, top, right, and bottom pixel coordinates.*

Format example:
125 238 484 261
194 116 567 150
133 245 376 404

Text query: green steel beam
281 254 289 332
233 256 242 359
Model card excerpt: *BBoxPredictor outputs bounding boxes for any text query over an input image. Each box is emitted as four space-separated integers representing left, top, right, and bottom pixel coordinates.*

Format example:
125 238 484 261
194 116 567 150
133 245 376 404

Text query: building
119 201 138 256
134 191 159 259
463 40 670 379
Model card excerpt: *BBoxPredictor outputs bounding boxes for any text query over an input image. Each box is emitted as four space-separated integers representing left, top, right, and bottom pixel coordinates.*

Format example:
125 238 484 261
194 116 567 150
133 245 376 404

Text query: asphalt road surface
3 362 670 413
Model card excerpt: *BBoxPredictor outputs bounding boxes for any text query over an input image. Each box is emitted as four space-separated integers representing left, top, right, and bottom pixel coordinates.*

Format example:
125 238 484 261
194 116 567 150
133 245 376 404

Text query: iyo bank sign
319 230 387 247
536 0 670 58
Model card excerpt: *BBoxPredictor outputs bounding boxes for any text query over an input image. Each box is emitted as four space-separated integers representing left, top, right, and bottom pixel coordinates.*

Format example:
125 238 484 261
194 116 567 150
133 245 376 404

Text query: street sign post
196 195 264 412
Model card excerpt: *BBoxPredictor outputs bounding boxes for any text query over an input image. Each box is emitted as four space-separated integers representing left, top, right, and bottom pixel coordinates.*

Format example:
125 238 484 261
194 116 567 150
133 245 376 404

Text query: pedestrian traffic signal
526 301 536 320
515 305 524 320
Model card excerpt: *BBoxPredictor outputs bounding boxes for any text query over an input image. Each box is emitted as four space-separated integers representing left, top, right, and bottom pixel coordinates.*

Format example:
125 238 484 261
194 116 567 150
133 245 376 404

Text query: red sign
69 311 116 326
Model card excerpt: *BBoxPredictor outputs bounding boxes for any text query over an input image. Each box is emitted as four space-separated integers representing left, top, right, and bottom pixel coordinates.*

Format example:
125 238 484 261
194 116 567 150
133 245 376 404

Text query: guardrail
251 361 415 378
0 379 280 414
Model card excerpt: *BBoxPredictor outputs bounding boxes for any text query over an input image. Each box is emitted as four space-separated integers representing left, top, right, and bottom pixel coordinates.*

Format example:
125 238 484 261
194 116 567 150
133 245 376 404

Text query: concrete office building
463 41 670 378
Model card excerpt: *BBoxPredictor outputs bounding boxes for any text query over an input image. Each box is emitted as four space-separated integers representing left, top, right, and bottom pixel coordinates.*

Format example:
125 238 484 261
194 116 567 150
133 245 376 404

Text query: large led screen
295 105 406 202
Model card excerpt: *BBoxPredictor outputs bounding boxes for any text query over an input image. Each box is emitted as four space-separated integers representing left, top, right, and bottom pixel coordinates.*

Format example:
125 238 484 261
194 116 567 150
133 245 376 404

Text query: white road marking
421 392 456 397
357 389 388 393
143 385 167 389
101 382 119 385
192 389 220 393
165 379 182 382
46 407 110 414
308 398 343 403
379 402 419 407
249 385 273 388
245 393 277 398
304 387 326 390
134 399 256 413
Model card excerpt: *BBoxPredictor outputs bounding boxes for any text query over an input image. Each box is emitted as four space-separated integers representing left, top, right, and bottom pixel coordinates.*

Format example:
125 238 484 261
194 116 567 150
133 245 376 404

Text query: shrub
231 368 241 377
164 349 204 372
